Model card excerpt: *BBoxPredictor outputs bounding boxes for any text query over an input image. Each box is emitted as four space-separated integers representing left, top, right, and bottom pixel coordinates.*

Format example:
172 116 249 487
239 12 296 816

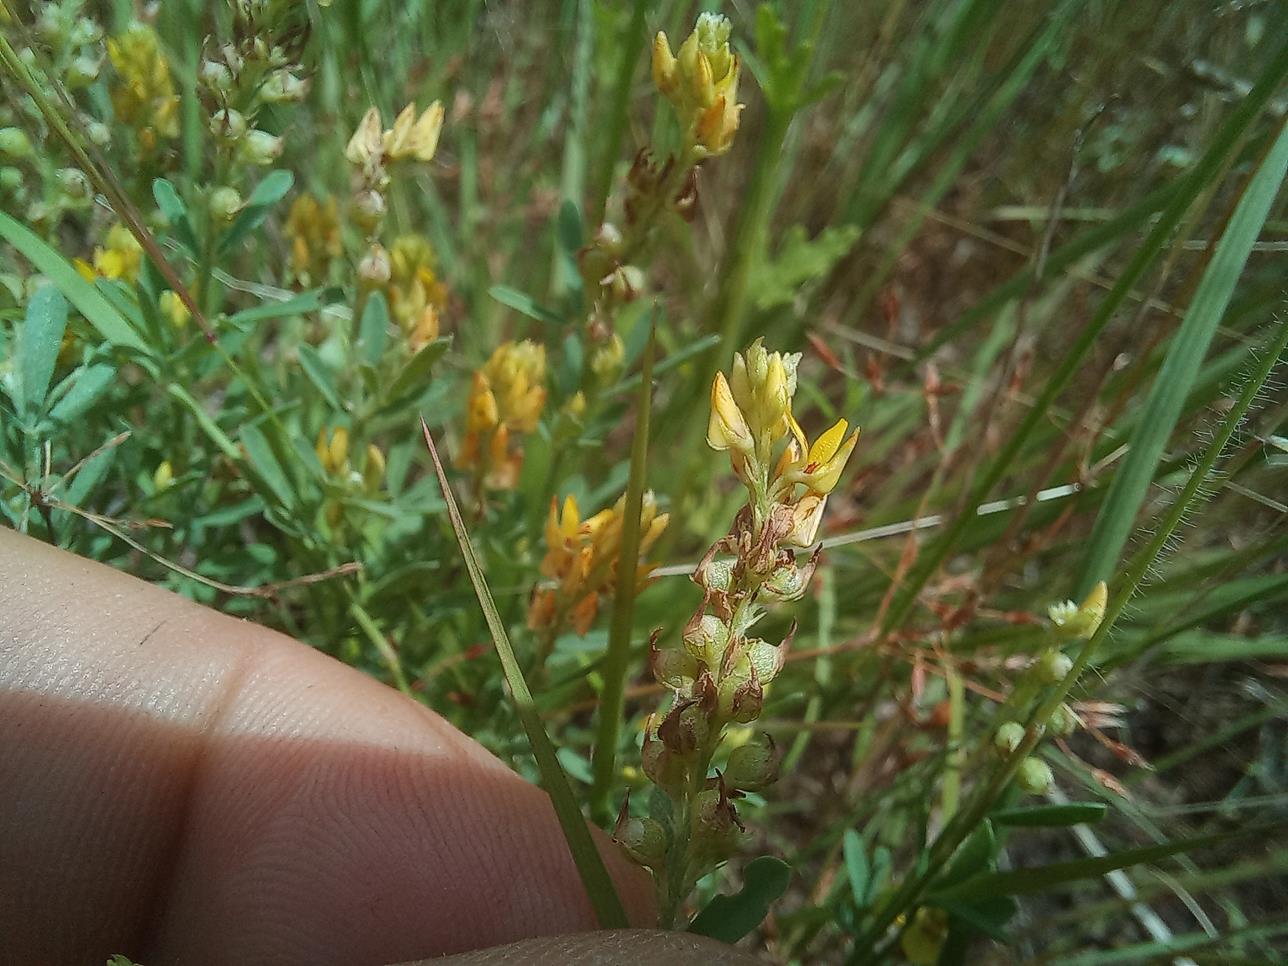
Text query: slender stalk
589 326 656 826
420 419 629 930
589 0 649 226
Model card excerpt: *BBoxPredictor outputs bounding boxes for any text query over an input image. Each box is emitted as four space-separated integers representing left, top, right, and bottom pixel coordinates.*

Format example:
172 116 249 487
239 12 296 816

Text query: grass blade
0 212 147 353
1077 116 1288 594
419 417 629 929
589 323 655 826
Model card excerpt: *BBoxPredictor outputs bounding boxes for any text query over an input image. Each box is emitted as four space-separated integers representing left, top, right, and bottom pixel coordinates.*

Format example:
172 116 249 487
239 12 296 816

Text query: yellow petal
706 371 752 452
808 419 849 465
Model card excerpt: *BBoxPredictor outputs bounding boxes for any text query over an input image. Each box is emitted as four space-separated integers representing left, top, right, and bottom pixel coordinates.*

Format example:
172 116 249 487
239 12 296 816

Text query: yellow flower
159 290 189 329
457 341 546 490
481 340 547 433
316 426 350 476
107 25 179 152
387 234 448 344
653 13 743 158
729 339 799 447
92 224 143 282
153 460 174 490
284 194 342 286
706 371 753 454
382 101 444 162
530 491 669 636
782 418 861 496
345 107 383 168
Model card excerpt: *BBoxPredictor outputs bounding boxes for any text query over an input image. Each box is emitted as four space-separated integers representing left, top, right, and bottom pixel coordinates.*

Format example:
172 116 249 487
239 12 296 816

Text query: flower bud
725 734 778 791
199 60 234 92
208 186 244 221
66 55 101 87
57 168 91 200
240 130 283 166
1048 703 1079 737
86 121 111 146
153 460 174 490
159 290 191 329
351 188 387 234
1017 757 1054 795
358 244 392 287
363 443 386 493
0 128 34 160
994 721 1025 757
1049 581 1108 640
261 69 307 103
209 108 248 141
1037 648 1074 684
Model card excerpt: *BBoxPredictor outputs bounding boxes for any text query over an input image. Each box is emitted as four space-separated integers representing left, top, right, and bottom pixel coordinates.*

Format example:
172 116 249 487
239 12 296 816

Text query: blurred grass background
2 0 1287 961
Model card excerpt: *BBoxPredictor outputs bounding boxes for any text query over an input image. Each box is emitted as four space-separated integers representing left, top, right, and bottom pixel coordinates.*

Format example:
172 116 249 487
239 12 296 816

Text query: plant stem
589 326 655 825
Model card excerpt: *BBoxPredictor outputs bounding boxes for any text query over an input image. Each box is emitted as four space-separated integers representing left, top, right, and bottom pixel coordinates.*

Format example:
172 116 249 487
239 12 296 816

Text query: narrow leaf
991 802 1108 828
0 211 147 352
419 418 628 929
152 178 198 253
220 170 294 252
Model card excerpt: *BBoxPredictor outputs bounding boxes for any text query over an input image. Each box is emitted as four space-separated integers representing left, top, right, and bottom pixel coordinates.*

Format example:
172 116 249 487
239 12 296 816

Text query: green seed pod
725 734 778 791
614 816 668 868
994 721 1026 757
1017 757 1054 795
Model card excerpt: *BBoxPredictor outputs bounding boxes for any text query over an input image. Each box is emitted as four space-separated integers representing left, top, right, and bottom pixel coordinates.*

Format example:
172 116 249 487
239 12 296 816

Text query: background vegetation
2 0 1286 962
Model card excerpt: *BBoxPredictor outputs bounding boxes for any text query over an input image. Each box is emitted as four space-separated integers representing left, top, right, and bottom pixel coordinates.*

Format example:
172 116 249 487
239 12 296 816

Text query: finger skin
0 528 653 965
418 929 762 965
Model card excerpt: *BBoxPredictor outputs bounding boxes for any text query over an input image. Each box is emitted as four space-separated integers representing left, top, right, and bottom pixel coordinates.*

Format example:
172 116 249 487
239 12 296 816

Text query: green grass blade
589 323 655 826
0 212 147 353
1077 116 1288 595
419 418 629 929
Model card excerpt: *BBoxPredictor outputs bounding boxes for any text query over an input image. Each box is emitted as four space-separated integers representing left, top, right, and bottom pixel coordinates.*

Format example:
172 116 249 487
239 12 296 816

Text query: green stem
589 327 656 826
590 0 649 226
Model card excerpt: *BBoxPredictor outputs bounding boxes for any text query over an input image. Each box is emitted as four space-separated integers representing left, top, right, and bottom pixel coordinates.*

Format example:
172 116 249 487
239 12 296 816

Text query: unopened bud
66 55 101 87
240 130 283 166
352 189 387 234
1037 648 1074 684
1017 757 1054 795
1049 581 1108 640
0 128 33 160
1048 703 1079 737
358 244 392 287
86 121 111 146
362 443 386 493
994 721 1025 757
153 459 174 490
208 186 244 221
199 59 234 92
261 70 307 103
57 168 91 200
209 108 248 141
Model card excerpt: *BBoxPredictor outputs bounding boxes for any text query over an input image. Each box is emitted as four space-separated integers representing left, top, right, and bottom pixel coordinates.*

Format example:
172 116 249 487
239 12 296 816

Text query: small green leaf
383 337 450 407
688 855 792 943
357 291 390 365
750 224 860 311
991 802 1108 828
488 284 566 326
843 829 871 909
936 820 996 890
49 364 115 424
152 178 198 252
297 344 342 411
220 170 294 252
167 383 240 459
240 423 295 509
227 286 342 326
19 285 68 418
